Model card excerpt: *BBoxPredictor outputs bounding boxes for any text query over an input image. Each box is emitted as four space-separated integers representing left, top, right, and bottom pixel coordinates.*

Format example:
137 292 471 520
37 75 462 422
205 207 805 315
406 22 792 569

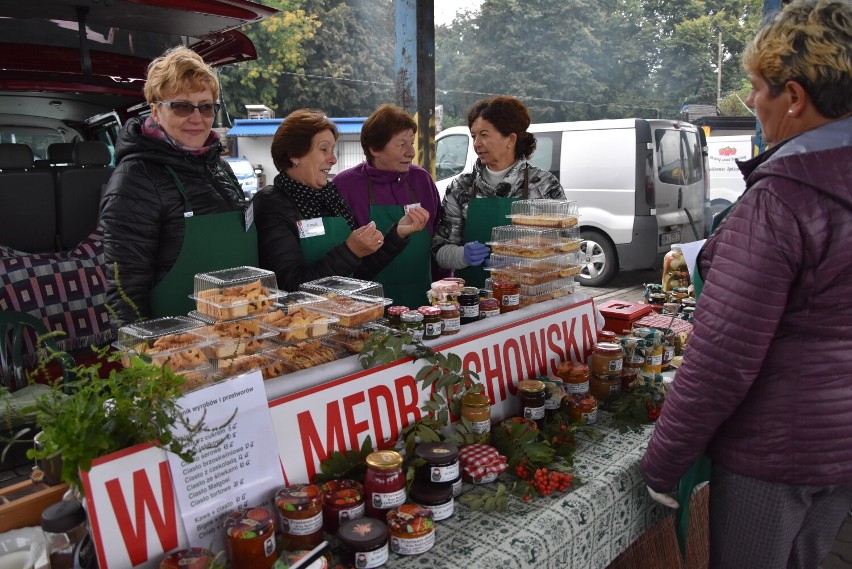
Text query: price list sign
168 371 285 552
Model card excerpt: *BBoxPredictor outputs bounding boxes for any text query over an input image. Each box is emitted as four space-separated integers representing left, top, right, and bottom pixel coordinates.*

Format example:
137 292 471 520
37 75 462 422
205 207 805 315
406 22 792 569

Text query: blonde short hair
743 0 852 118
143 46 220 104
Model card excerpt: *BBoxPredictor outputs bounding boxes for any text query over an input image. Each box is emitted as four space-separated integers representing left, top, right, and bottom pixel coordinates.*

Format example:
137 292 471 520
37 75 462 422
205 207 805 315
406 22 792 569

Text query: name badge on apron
244 201 255 232
403 202 421 214
298 217 326 238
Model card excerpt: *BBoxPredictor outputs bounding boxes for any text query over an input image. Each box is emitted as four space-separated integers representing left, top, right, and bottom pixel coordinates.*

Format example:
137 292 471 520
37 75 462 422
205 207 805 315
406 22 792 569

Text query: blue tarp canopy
227 117 366 137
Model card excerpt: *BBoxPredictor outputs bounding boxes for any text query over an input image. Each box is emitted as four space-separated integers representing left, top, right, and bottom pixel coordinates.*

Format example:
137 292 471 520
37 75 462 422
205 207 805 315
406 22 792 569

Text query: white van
224 156 260 198
706 134 755 216
435 119 708 285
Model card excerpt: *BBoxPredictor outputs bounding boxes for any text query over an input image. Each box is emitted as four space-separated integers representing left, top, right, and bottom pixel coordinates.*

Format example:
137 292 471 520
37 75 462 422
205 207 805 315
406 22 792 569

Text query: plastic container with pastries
486 253 562 285
211 352 285 381
257 305 338 344
558 226 582 252
325 322 392 354
517 277 576 298
194 316 279 359
506 198 579 228
190 266 285 321
308 293 391 328
487 225 562 258
267 339 346 373
519 283 575 307
556 251 583 278
299 276 385 299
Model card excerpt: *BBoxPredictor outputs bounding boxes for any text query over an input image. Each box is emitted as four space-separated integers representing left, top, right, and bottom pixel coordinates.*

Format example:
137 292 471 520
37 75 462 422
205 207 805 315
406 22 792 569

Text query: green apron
674 202 735 559
367 179 432 308
456 168 528 289
150 166 258 318
298 216 353 265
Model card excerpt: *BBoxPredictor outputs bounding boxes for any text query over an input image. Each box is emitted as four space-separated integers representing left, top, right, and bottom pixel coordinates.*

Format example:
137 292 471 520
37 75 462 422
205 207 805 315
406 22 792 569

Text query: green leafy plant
612 373 669 433
312 435 374 484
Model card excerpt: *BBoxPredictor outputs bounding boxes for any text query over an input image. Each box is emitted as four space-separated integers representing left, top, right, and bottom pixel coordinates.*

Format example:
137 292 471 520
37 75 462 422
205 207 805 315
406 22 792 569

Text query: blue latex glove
463 241 491 266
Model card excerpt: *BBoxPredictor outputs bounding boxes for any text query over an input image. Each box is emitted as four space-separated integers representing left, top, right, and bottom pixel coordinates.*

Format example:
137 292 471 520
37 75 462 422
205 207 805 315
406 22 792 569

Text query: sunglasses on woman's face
157 101 221 118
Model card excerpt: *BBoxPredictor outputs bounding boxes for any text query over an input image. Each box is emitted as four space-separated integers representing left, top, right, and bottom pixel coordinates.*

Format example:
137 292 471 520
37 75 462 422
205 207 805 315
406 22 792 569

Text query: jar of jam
364 451 406 519
414 442 459 490
557 361 590 401
159 548 215 569
597 330 617 343
479 297 500 318
621 365 640 393
589 374 621 405
417 306 442 340
458 287 480 324
386 306 409 330
542 377 564 420
461 391 491 440
591 342 624 377
569 396 598 424
661 330 675 369
492 281 520 313
620 337 646 372
437 302 460 336
681 297 696 310
337 517 389 569
647 292 667 311
320 479 365 534
682 306 695 322
275 483 324 551
400 310 424 342
517 379 546 429
224 507 277 569
633 328 663 374
273 550 331 569
386 505 435 556
409 477 454 521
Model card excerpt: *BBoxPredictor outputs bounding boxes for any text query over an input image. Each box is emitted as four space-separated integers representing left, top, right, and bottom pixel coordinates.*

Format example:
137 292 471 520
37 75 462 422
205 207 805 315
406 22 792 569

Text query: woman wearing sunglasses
101 46 255 327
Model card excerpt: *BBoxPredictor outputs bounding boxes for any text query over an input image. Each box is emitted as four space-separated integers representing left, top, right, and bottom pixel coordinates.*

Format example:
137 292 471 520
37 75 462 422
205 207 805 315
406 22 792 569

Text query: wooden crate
0 479 68 532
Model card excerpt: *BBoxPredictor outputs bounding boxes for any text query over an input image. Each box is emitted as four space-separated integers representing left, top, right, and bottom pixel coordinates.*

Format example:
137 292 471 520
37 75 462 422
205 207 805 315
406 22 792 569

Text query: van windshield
656 129 703 185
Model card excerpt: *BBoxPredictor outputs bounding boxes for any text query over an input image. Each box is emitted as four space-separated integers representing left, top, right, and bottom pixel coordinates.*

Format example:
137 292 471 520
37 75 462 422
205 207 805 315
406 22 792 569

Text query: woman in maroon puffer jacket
641 1 852 567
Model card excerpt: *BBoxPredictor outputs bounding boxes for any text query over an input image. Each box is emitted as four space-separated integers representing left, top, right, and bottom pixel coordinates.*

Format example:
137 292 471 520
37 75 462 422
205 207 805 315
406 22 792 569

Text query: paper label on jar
664 345 675 361
452 477 462 497
460 304 479 318
430 462 460 482
501 294 520 307
481 309 500 318
646 354 663 366
338 501 365 524
608 384 621 397
566 381 589 394
607 359 623 372
442 316 460 331
390 529 435 555
410 329 424 342
470 419 491 434
263 535 276 557
582 408 598 424
355 543 389 568
523 405 545 420
281 510 323 536
626 352 645 365
421 498 454 520
472 472 498 484
424 322 442 337
371 488 406 509
545 397 560 410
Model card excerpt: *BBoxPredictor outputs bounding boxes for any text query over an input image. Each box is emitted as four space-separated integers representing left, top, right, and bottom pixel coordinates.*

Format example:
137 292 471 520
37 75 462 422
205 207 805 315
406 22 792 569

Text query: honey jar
591 343 624 377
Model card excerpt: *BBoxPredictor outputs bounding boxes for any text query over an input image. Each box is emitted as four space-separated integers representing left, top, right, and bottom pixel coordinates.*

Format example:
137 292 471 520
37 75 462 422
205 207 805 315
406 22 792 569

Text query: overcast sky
433 0 484 26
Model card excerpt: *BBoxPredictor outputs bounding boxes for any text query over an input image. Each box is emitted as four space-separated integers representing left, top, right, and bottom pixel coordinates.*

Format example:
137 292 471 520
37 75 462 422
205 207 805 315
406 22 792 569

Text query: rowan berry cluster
645 401 663 421
514 462 574 500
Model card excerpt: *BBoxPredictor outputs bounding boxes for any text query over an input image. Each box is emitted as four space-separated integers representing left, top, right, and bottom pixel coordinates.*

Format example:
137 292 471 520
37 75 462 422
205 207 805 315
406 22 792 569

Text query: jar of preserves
160 548 216 569
337 517 389 569
41 500 87 569
273 550 332 569
364 451 406 519
597 330 617 343
417 306 442 340
224 507 277 569
414 442 460 486
386 505 435 556
647 292 667 311
681 297 696 310
542 377 564 420
409 477 454 521
557 361 590 401
517 379 546 429
569 396 598 424
589 374 621 405
437 302 460 336
400 310 424 342
620 337 646 372
386 306 409 329
591 342 624 377
492 281 520 313
320 479 365 534
479 298 500 318
461 391 491 437
633 328 663 375
275 483 324 551
458 287 480 324
670 286 689 303
661 330 675 369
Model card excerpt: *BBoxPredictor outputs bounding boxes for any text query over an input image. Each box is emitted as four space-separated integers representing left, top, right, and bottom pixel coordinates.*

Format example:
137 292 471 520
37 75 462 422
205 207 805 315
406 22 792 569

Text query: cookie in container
488 225 563 259
267 339 345 372
191 266 285 321
506 198 579 228
309 293 390 328
258 305 338 344
299 276 385 299
194 316 279 359
486 253 562 285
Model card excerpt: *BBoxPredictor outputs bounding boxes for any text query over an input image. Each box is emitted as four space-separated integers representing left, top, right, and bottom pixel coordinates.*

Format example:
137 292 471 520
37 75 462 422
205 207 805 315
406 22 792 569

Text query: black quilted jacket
100 117 245 327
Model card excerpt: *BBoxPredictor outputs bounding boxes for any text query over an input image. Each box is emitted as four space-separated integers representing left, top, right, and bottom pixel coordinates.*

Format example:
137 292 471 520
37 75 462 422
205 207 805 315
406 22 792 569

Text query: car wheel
579 230 618 286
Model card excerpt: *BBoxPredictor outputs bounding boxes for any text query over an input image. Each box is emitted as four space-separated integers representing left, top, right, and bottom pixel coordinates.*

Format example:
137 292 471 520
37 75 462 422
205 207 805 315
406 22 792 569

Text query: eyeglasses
157 101 221 118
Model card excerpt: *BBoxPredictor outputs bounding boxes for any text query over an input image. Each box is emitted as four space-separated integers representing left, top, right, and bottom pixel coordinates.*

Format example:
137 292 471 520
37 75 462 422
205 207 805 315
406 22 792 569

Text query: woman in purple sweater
641 1 852 567
334 104 442 308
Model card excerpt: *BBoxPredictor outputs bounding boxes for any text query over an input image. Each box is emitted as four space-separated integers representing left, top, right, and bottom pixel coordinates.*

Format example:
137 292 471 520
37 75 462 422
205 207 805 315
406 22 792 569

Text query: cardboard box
596 299 654 335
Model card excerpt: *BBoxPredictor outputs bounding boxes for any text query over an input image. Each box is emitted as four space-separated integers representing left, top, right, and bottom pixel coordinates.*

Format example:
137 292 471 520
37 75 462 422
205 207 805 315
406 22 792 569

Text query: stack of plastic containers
114 316 214 392
487 199 581 307
190 266 286 380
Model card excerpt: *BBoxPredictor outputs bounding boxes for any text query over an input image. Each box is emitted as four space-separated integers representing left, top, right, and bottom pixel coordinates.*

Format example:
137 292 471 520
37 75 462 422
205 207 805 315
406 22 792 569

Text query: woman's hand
396 206 430 238
346 221 384 258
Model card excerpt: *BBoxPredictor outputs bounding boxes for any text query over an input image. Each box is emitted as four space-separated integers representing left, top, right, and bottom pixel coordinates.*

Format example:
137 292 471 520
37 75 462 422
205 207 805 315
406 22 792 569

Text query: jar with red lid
386 306 409 330
597 330 617 343
569 396 598 424
320 479 365 534
557 361 590 402
274 483 324 551
479 297 500 318
591 342 624 377
517 379 546 429
417 306 442 340
364 451 406 519
386 505 435 556
224 507 277 569
437 302 460 336
492 281 520 313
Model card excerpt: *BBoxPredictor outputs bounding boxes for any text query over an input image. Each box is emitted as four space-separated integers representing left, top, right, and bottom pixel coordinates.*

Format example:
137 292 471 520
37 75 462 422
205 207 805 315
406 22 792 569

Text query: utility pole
716 31 723 110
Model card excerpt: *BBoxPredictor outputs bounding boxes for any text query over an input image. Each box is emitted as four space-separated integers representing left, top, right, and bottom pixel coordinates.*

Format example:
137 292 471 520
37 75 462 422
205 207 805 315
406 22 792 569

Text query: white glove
647 485 679 509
